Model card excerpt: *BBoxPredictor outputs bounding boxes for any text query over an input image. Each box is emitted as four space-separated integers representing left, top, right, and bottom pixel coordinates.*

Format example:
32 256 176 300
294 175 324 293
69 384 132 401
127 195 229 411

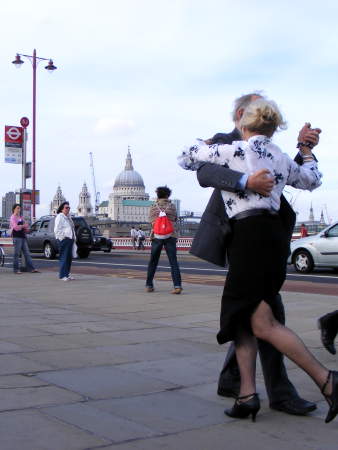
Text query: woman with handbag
145 186 182 294
178 98 338 423
54 202 76 281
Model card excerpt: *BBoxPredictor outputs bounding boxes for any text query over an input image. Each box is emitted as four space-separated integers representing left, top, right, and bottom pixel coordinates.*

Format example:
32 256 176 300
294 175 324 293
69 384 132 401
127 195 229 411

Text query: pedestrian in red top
300 223 309 238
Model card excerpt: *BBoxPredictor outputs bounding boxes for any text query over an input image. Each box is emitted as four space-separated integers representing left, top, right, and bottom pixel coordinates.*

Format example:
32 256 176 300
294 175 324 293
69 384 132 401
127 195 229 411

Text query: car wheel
293 250 314 273
44 242 56 259
77 248 90 259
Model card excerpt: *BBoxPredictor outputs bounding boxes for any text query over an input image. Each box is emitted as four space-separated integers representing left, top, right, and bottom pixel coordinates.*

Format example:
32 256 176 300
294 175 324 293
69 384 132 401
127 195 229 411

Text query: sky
1 0 338 223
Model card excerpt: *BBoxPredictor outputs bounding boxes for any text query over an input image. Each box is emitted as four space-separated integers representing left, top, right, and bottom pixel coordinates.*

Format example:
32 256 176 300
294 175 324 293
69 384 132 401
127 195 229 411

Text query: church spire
125 146 134 171
309 202 314 222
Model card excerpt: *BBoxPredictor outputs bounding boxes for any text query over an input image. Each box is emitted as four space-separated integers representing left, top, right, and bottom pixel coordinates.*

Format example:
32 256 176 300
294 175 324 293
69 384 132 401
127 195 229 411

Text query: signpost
4 125 23 164
4 119 35 222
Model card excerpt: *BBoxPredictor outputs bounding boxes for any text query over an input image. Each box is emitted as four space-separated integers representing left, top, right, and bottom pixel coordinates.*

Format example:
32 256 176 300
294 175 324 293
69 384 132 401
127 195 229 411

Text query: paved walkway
0 268 337 449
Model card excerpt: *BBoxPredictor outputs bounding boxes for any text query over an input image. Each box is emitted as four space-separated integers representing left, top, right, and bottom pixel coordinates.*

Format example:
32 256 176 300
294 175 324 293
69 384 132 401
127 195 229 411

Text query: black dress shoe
270 397 317 415
318 311 338 355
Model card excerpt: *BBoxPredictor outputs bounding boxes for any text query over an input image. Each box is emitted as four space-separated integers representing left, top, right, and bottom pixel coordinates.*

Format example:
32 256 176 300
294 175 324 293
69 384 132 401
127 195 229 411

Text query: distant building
108 149 152 222
1 191 16 219
50 185 66 215
77 182 93 216
98 200 109 217
295 203 327 235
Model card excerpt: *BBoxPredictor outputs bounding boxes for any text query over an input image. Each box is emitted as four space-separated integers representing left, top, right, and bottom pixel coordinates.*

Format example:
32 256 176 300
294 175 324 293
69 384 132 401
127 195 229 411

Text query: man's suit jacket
190 129 301 267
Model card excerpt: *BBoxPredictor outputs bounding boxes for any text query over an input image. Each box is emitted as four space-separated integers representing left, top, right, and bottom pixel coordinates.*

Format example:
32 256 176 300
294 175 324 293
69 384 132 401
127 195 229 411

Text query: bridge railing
111 237 193 250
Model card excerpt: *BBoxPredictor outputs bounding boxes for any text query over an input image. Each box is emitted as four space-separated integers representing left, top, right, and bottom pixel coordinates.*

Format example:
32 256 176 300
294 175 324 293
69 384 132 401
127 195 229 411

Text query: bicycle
0 245 5 267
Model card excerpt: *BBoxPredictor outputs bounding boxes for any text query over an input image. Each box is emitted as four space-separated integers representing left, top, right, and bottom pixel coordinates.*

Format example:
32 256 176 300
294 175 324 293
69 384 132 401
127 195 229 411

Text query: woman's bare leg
251 301 329 391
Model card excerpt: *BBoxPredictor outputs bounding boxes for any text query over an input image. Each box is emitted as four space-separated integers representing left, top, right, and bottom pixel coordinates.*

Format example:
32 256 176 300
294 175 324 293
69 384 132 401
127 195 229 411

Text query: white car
289 221 338 273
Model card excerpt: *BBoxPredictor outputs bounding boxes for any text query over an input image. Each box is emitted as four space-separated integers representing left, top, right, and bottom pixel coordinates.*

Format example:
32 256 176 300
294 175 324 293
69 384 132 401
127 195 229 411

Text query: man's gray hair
231 91 264 121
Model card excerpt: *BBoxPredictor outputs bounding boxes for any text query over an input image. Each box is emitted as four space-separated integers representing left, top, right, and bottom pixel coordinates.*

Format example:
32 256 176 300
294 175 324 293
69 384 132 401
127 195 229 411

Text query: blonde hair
239 98 287 137
231 91 264 121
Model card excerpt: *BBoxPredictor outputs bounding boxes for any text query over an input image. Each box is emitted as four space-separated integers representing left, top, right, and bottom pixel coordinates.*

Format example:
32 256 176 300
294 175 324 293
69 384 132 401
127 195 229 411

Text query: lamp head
12 54 24 68
45 59 57 72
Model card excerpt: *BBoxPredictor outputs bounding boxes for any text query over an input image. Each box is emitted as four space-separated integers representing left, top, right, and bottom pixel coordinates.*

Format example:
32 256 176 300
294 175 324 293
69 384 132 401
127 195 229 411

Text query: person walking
146 186 182 294
179 98 338 424
10 204 40 274
192 92 320 416
137 227 146 250
54 202 76 281
130 226 137 249
300 223 309 238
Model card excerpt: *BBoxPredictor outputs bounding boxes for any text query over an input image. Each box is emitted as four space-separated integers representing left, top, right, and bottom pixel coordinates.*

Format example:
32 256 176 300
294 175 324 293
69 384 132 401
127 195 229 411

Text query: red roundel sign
20 117 30 128
5 126 23 144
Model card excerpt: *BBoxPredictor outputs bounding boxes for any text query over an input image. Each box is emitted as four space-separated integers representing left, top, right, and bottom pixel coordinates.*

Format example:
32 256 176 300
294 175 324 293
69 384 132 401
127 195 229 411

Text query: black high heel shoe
322 370 338 423
225 393 260 422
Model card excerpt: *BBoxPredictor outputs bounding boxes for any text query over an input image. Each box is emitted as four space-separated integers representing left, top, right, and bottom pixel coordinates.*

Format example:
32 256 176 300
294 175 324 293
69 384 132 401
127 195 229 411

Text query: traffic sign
4 125 23 164
20 117 30 128
5 126 23 145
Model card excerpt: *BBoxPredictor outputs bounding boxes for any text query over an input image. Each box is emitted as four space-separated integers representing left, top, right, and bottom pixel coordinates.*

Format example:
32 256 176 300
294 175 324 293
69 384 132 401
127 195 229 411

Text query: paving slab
118 352 226 387
100 419 338 450
0 354 54 375
41 402 159 443
0 385 83 411
93 390 229 434
36 365 178 399
0 409 108 450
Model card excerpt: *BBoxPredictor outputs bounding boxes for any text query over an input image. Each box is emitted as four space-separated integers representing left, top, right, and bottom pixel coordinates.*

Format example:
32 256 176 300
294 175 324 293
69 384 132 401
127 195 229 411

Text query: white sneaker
68 274 75 280
59 277 69 281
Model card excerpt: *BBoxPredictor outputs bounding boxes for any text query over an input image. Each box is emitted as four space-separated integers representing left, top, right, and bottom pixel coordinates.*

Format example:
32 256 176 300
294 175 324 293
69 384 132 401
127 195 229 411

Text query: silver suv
289 221 338 273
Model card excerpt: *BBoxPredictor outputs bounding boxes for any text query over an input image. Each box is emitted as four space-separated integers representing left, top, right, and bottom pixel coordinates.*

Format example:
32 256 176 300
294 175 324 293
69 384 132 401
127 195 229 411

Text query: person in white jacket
54 202 76 280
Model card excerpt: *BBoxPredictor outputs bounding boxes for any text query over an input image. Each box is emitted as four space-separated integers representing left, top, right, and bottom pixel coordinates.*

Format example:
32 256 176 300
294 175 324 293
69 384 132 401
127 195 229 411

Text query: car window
327 225 338 237
30 221 41 232
41 221 50 230
73 218 87 229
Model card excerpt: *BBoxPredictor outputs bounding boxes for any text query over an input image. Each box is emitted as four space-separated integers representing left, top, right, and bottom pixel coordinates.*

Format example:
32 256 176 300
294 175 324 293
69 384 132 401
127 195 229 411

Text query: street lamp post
12 49 57 220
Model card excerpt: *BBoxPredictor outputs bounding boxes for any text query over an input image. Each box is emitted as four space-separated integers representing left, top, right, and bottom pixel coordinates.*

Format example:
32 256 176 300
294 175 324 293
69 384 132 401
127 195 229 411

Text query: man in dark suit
192 92 321 415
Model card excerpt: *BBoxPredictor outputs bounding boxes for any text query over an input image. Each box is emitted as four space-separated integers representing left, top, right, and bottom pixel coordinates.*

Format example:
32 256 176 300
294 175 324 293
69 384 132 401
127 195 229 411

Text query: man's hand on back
247 169 274 197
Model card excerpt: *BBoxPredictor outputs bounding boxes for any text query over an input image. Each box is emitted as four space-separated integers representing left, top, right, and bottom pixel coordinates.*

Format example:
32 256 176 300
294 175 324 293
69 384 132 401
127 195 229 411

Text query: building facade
1 191 16 219
108 150 152 222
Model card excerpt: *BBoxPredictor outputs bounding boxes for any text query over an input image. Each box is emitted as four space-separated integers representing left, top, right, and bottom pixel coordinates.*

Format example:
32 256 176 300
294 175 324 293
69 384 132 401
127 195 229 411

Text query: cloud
94 118 135 136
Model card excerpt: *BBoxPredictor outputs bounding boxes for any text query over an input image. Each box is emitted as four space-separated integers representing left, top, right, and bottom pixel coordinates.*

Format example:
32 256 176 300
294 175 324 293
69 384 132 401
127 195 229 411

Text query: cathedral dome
114 149 145 188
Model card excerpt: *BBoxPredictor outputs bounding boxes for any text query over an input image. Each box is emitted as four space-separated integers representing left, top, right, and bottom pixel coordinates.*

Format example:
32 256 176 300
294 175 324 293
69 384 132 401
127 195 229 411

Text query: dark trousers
58 238 74 279
219 293 299 405
146 237 182 288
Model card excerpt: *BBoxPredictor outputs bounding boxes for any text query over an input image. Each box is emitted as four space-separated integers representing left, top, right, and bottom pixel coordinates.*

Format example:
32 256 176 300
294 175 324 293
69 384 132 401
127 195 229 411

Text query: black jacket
190 129 301 267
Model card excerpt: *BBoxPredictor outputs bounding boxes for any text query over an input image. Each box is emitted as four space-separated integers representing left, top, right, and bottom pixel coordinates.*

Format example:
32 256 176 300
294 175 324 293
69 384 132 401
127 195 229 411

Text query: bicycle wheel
0 246 5 267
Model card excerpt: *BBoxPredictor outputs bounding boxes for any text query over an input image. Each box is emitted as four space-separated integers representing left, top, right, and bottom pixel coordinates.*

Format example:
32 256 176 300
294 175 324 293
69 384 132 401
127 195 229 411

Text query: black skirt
217 214 289 345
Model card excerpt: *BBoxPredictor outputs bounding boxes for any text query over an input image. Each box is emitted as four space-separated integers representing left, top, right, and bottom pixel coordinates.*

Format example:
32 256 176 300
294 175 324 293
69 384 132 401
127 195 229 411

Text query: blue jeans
146 237 181 288
13 237 35 272
58 238 74 278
